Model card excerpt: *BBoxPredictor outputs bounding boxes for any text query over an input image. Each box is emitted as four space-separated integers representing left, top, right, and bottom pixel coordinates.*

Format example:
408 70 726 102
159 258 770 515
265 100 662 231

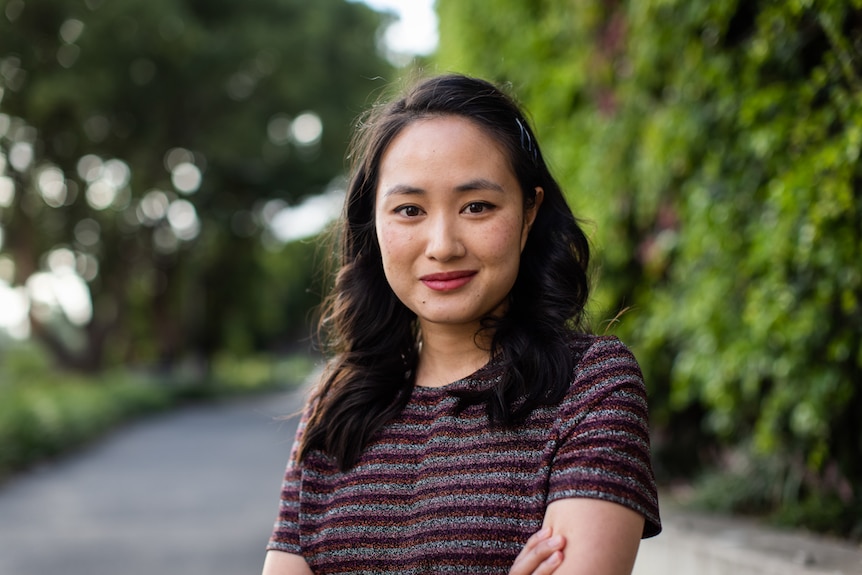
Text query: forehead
388 114 506 151
377 116 515 185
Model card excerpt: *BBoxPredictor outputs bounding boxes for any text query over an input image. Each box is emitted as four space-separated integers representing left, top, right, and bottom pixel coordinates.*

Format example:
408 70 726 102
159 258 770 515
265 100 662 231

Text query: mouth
420 270 477 292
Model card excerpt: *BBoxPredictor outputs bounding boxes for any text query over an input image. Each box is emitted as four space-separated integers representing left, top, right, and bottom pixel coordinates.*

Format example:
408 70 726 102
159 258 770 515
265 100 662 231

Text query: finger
524 527 551 550
531 550 563 575
509 533 564 575
515 527 551 563
513 527 551 561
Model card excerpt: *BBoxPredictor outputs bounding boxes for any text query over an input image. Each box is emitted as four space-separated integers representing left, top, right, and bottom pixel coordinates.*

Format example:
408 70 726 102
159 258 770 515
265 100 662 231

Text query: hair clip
515 118 539 164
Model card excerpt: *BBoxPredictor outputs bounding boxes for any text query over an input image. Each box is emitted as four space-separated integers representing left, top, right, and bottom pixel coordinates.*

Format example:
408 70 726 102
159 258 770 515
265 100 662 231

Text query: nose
424 213 465 261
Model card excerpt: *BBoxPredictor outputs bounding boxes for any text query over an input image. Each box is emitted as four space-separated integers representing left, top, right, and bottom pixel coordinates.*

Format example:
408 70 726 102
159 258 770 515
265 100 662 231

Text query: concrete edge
633 505 862 575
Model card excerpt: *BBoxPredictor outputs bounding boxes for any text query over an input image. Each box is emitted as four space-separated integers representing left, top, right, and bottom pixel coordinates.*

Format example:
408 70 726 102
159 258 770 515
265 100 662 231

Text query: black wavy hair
298 74 591 470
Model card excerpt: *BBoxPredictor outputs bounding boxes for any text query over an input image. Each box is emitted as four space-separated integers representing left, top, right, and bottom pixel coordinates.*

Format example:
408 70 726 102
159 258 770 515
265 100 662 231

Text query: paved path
4 384 858 575
0 388 306 575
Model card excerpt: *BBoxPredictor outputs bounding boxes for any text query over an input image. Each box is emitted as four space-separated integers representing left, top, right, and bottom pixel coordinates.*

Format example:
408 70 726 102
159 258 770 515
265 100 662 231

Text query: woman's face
374 115 542 334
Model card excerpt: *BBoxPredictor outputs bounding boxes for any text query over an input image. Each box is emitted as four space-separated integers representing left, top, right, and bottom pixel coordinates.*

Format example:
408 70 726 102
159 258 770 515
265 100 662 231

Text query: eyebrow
381 178 506 197
455 178 505 193
381 184 423 197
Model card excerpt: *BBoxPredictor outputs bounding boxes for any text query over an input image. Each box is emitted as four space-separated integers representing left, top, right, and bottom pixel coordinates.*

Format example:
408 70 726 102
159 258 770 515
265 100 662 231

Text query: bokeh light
267 114 292 146
164 147 194 171
226 71 255 101
76 252 99 282
290 112 322 147
86 180 117 210
166 199 200 240
163 148 204 195
73 218 101 247
9 141 33 172
171 162 202 195
362 0 438 64
46 247 76 273
4 0 25 23
57 44 80 68
0 56 26 92
0 176 14 207
83 115 110 142
59 19 85 44
0 255 13 282
26 269 93 326
153 225 179 254
83 158 130 210
37 165 68 207
77 154 103 182
137 189 170 224
269 187 344 243
103 158 131 188
0 280 29 339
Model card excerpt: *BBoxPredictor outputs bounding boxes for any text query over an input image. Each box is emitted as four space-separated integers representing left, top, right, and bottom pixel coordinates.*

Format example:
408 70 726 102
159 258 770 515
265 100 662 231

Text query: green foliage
0 343 313 480
436 0 862 536
690 449 862 539
0 365 171 479
0 0 393 370
209 351 317 393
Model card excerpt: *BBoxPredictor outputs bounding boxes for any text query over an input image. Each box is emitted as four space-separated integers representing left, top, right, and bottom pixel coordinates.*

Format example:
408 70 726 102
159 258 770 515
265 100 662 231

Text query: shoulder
566 333 643 384
556 333 648 420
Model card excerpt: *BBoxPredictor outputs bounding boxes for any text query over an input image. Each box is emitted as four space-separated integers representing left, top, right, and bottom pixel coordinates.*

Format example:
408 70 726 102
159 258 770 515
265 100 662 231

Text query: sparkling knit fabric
267 335 661 573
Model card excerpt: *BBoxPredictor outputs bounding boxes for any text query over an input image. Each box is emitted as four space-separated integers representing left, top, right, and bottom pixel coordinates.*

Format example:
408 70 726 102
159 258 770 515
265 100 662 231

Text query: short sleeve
548 337 662 538
265 401 312 553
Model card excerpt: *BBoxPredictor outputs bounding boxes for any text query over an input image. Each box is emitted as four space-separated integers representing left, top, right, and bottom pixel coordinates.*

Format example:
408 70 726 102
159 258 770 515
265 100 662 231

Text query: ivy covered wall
435 0 862 536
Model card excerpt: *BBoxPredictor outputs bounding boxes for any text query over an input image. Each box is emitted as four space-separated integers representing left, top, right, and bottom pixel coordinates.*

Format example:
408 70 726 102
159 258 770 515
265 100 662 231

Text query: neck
414 322 493 388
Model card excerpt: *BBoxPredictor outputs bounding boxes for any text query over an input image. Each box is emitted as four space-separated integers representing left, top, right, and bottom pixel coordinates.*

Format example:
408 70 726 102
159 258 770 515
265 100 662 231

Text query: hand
509 527 566 575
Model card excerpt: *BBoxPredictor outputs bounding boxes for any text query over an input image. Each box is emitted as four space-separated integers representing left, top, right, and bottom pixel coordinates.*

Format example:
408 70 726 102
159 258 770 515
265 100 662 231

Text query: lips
420 270 477 291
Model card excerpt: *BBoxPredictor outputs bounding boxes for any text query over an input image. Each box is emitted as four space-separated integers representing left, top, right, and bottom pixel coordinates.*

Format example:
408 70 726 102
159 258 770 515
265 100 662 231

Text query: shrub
0 343 313 480
0 371 170 478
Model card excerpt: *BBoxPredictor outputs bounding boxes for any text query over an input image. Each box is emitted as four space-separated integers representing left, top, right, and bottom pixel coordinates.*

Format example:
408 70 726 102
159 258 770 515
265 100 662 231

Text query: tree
0 0 394 370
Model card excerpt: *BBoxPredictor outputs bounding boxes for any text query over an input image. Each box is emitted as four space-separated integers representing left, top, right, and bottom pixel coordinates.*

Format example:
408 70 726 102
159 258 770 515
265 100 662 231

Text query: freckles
486 237 517 261
379 224 405 248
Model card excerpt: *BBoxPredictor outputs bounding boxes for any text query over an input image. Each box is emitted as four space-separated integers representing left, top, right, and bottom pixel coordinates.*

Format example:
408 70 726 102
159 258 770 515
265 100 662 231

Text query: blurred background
0 0 860 545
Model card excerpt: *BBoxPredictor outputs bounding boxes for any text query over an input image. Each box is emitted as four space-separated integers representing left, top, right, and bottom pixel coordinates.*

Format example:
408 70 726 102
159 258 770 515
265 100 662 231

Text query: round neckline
410 355 502 394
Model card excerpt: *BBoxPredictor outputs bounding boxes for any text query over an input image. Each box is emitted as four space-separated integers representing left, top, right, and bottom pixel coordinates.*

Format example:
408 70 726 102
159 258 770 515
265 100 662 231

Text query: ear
521 186 544 250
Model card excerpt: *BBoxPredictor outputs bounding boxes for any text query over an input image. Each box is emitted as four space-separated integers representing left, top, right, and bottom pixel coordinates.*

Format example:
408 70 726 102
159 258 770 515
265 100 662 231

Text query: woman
262 74 661 575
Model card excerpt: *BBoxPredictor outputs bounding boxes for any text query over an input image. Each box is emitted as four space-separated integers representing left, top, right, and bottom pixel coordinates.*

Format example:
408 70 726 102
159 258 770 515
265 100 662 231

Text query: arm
525 337 659 574
263 398 316 574
549 338 661 540
262 550 314 575
540 498 644 575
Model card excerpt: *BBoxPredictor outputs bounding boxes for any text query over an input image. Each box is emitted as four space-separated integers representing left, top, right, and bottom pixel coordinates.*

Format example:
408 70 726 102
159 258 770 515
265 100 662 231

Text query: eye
463 201 494 214
395 205 423 217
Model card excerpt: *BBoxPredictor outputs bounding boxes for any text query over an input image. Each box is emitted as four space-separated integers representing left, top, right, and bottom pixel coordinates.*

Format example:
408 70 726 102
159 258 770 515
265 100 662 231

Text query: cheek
376 223 412 269
484 218 527 264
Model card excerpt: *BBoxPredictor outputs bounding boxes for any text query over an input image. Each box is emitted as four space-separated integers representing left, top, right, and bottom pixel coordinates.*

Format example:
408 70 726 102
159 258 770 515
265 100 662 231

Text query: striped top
267 335 661 573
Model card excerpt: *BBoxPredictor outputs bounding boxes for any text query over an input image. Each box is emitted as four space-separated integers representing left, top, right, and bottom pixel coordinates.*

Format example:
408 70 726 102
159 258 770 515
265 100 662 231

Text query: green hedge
0 345 314 480
0 371 171 478
436 0 862 537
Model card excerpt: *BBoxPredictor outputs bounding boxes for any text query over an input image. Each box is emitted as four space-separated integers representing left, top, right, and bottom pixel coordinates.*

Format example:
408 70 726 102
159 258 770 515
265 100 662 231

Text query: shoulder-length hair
299 73 591 470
